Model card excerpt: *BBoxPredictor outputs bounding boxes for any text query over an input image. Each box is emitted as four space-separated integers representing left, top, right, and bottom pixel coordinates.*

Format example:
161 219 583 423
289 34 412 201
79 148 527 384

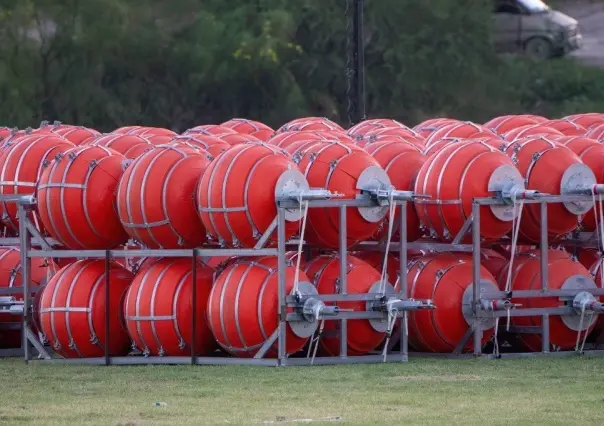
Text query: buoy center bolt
572 292 604 313
501 186 542 203
301 298 340 322
479 299 521 312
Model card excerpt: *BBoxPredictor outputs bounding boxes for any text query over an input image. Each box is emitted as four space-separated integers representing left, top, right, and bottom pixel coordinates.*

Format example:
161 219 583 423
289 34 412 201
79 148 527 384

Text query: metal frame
2 192 604 365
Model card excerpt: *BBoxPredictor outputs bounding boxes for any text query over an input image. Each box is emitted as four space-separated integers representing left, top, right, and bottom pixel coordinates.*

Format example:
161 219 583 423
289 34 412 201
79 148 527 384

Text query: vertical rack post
339 206 348 358
539 201 550 353
399 201 408 360
18 203 32 362
191 249 198 365
277 206 287 365
472 203 482 356
104 250 111 366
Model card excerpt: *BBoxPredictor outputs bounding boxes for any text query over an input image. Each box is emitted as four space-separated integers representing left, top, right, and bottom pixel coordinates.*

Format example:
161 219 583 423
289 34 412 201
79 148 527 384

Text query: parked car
493 0 583 59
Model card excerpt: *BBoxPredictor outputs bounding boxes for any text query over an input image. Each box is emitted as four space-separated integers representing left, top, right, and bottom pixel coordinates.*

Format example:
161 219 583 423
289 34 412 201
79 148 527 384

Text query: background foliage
1 0 603 132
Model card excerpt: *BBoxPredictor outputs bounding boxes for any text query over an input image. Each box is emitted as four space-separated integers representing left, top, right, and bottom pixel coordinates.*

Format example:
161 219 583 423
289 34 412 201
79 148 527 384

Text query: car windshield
518 0 550 13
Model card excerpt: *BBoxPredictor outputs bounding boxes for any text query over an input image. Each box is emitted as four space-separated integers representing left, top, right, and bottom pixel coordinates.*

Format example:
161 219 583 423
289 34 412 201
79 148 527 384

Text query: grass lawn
0 357 602 425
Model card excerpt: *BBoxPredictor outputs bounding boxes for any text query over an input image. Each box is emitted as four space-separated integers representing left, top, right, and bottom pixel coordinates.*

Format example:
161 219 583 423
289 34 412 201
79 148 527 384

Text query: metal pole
277 207 287 364
339 206 348 358
353 0 366 123
539 201 550 353
472 203 482 356
191 249 197 365
18 205 32 362
104 250 110 366
399 201 408 360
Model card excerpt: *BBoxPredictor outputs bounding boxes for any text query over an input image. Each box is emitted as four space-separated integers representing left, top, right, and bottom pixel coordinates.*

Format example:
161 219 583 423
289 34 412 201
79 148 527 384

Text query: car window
494 1 522 14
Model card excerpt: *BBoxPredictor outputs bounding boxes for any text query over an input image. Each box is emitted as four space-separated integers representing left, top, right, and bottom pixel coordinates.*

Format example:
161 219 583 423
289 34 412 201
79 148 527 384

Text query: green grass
0 357 603 425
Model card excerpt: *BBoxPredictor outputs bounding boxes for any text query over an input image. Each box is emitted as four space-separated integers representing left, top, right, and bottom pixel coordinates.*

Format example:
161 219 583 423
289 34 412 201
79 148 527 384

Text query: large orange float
564 113 604 129
37 146 128 249
483 115 540 135
39 259 133 358
117 144 212 248
424 122 493 147
347 119 412 138
0 247 57 348
53 126 100 145
208 256 312 357
364 140 426 242
555 136 604 232
545 119 586 136
587 123 604 141
294 141 391 248
198 143 307 248
414 141 525 241
505 137 595 242
277 117 343 133
124 258 215 356
87 134 153 159
0 135 74 233
502 250 600 351
303 254 386 355
171 134 230 158
407 253 498 352
221 118 274 141
503 124 563 141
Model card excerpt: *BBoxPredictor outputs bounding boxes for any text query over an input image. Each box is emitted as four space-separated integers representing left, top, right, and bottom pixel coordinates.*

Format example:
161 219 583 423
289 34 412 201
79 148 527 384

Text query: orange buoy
277 117 343 133
124 258 215 356
294 141 391 248
208 256 312 357
412 118 460 138
317 131 354 144
39 259 133 358
480 249 508 279
267 131 325 149
171 134 230 158
143 135 173 146
359 134 426 150
414 141 523 241
37 146 128 249
304 254 386 355
503 124 563 141
483 115 540 135
217 132 260 145
0 247 57 347
184 125 237 136
348 119 411 138
221 118 274 141
352 251 400 286
128 127 177 138
117 144 212 249
53 126 100 145
198 143 307 248
357 127 418 147
88 134 153 159
408 253 497 352
555 136 604 232
503 250 599 351
586 123 604 141
112 126 143 134
544 119 586 136
505 137 593 242
364 140 426 242
0 135 74 233
424 122 491 146
564 113 604 129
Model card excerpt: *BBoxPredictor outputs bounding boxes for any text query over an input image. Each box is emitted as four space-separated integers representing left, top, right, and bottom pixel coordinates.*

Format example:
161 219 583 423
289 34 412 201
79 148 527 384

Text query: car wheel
524 37 555 60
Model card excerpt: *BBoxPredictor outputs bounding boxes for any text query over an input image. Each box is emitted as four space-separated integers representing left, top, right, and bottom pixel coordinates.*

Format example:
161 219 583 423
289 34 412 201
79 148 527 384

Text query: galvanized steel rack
2 192 604 365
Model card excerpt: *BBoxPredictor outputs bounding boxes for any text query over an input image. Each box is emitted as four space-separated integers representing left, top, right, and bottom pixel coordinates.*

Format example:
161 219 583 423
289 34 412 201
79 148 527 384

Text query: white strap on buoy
379 191 396 296
493 201 524 356
292 197 309 296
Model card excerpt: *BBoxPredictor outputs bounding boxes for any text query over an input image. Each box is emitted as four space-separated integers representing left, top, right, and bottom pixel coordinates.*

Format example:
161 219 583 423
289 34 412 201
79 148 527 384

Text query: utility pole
347 0 366 126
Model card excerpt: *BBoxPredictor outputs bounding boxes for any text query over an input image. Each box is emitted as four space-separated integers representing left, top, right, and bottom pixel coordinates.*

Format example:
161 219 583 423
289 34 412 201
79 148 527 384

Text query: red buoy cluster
1 112 603 357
